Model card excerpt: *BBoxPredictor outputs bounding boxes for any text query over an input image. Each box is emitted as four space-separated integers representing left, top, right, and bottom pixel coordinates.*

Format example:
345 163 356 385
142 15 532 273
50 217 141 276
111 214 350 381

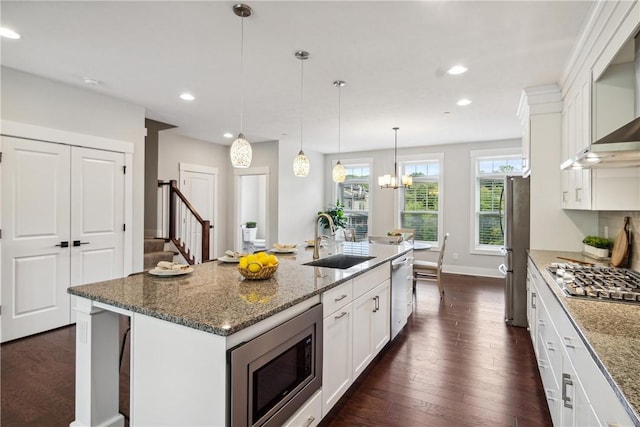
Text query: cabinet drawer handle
538 319 545 327
334 311 348 320
334 294 348 302
562 373 573 409
563 336 576 349
304 416 316 427
546 341 555 351
531 292 537 309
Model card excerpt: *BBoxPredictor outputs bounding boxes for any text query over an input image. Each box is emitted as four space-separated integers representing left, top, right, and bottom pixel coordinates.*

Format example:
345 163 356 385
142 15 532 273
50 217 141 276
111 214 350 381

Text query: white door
180 170 215 260
70 147 125 286
1 138 126 342
1 137 71 342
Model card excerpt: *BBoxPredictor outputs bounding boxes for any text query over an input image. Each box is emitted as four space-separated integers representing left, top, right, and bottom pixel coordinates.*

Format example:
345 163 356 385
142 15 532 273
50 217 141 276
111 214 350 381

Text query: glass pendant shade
230 133 252 168
293 149 310 177
332 160 346 183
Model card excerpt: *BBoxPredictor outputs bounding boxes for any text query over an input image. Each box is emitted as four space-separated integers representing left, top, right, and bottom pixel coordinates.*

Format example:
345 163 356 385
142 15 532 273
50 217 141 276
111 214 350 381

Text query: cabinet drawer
322 281 352 317
353 263 390 299
282 389 322 427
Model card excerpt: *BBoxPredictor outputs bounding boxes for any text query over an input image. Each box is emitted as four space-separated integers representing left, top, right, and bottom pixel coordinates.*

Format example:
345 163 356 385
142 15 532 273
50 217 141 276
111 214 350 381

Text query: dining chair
413 233 449 299
343 228 356 242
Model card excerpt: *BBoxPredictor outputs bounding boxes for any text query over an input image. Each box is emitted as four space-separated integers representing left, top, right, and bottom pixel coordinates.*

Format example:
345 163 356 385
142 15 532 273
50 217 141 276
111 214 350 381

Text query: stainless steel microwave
228 304 323 427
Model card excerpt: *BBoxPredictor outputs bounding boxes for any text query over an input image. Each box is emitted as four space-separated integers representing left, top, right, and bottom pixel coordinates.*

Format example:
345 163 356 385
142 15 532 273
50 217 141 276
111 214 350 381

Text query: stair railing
157 180 210 265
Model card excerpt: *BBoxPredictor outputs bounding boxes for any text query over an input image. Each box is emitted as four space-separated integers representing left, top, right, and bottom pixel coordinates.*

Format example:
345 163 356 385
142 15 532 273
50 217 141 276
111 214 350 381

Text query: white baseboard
442 264 504 279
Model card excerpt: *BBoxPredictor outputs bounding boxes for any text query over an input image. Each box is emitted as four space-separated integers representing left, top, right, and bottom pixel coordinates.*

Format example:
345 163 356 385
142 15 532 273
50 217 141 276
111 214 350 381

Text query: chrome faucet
314 213 335 259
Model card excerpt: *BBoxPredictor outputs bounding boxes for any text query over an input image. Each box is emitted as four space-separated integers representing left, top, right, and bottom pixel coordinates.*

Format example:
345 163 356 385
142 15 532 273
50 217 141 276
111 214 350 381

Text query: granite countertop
68 242 411 336
528 250 640 423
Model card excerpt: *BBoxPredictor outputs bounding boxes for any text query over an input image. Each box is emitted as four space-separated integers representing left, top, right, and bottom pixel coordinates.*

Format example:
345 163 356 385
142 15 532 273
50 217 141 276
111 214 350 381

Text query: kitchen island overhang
67 242 412 427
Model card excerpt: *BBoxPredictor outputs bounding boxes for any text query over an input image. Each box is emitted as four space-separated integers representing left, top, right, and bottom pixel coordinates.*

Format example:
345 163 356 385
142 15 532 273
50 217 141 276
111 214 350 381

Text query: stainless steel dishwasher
391 255 411 339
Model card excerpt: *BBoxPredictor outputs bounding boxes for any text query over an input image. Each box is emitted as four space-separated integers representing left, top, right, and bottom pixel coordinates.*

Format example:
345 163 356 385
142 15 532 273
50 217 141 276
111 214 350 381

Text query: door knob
73 240 90 247
55 241 69 248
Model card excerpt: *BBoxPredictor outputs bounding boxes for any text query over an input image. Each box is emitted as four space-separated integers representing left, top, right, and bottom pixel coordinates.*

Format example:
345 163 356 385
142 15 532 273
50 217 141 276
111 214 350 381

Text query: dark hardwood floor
1 274 551 427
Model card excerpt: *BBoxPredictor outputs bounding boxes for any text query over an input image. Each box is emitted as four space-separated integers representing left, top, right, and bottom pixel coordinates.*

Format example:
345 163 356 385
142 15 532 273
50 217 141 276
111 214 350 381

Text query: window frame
469 147 522 256
333 158 373 241
396 153 444 248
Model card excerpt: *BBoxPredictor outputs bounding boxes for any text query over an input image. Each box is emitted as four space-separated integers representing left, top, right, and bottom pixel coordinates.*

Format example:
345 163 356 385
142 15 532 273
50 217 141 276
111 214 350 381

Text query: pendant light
332 80 346 183
378 127 412 189
293 50 310 177
229 4 252 168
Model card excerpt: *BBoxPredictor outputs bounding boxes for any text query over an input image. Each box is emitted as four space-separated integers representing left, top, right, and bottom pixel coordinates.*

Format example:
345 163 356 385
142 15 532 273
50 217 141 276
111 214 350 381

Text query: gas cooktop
548 264 640 303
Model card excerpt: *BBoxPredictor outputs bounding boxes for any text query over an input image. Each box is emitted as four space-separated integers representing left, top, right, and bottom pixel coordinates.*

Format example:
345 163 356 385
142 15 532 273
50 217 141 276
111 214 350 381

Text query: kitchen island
528 250 640 426
67 242 412 427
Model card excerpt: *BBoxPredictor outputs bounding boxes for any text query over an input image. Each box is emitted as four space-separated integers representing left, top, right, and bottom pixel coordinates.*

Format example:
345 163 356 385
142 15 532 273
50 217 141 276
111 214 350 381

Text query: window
472 150 522 253
338 164 370 240
398 156 442 243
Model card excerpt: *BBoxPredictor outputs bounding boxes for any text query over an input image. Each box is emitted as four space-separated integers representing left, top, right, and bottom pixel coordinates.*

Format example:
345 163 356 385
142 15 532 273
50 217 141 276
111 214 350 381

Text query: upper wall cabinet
560 0 640 211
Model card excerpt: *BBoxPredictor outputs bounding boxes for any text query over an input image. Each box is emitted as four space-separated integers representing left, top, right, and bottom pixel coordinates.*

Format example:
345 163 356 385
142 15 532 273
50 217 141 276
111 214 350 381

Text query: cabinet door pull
562 373 573 409
55 241 69 248
334 294 347 302
563 336 576 349
334 311 348 320
303 416 316 427
73 240 90 247
531 292 536 309
546 341 555 351
545 389 557 402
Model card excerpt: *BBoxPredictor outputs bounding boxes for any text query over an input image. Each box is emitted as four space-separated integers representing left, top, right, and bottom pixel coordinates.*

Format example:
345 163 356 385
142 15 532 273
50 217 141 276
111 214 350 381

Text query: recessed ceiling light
180 93 195 101
456 98 472 106
0 27 21 39
223 132 233 138
82 77 100 85
447 65 468 75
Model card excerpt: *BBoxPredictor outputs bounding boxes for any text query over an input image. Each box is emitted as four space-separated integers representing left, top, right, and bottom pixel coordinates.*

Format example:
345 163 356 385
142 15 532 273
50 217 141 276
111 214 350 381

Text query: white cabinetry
283 390 322 427
321 281 353 416
527 259 634 426
352 265 390 380
559 1 640 211
320 262 392 416
561 74 592 210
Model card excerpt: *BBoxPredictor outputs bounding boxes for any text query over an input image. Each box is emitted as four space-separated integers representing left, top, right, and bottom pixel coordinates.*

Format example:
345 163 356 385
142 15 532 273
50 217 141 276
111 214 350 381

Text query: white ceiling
1 1 593 154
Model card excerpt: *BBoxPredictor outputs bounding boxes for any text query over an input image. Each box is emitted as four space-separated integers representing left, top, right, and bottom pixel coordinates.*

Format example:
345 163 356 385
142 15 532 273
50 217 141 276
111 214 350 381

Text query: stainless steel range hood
560 115 640 170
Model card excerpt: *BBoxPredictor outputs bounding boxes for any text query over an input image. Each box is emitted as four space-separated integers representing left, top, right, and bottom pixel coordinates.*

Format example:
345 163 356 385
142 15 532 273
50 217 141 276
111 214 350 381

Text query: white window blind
474 155 522 249
399 159 441 242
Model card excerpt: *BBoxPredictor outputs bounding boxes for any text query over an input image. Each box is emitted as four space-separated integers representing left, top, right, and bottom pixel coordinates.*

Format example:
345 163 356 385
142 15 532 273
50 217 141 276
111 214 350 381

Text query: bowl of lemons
238 251 279 280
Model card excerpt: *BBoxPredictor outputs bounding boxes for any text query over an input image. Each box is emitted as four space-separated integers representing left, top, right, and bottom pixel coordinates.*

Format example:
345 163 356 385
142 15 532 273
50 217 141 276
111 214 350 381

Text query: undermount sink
304 254 374 269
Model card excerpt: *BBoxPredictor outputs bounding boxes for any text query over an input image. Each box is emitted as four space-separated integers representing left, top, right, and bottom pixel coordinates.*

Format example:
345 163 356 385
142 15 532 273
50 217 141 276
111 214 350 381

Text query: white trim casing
469 147 522 256
396 153 444 246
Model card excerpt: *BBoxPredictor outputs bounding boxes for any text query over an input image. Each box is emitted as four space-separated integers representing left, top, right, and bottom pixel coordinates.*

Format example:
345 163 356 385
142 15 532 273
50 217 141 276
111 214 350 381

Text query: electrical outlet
452 252 459 260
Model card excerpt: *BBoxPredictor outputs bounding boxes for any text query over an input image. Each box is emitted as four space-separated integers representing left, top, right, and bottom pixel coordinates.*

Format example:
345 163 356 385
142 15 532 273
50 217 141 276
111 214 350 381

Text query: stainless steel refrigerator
499 175 530 328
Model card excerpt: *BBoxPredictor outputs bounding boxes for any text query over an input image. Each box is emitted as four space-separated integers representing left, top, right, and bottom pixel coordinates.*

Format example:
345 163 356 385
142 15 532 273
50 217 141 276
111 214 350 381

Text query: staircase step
144 238 166 254
144 251 175 270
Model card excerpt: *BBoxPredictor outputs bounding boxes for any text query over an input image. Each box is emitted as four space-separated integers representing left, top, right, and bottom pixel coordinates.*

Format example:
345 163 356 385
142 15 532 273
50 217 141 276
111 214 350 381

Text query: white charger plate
269 248 297 254
149 267 194 276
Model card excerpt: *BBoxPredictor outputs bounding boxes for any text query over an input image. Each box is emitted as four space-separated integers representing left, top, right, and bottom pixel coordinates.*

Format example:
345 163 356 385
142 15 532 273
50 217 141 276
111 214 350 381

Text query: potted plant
582 236 613 259
245 221 257 229
317 200 348 230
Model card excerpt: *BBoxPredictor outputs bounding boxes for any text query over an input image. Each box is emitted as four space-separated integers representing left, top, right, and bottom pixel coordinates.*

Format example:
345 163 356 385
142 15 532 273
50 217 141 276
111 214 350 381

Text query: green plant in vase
317 200 348 230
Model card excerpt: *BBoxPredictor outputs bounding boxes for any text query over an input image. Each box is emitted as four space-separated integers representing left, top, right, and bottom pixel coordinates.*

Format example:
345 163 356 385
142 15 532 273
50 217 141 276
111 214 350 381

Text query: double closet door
2 136 125 342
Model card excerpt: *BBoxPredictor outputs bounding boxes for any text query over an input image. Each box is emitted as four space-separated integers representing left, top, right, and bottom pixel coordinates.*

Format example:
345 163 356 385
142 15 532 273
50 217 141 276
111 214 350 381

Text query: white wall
277 138 325 244
1 67 146 271
157 129 230 254
325 138 522 277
